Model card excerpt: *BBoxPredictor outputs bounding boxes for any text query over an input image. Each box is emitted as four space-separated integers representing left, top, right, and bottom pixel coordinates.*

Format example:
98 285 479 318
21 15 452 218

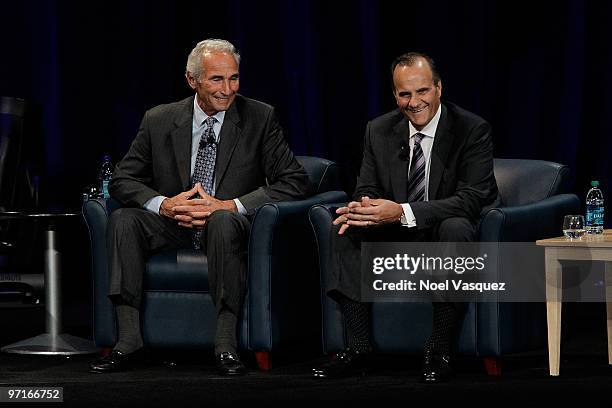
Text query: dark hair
390 52 441 86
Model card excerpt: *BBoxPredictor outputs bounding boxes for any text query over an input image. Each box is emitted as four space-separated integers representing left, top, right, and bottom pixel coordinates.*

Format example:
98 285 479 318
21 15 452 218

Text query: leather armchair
83 156 347 369
0 96 41 305
308 159 580 375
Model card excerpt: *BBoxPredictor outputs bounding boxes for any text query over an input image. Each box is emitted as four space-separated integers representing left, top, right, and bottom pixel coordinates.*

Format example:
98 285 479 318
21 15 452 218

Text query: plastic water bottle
585 180 604 234
99 155 113 199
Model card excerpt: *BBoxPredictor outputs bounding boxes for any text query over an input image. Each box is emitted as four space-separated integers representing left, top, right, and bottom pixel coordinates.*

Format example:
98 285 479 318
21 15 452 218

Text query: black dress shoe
421 349 452 383
216 352 246 376
312 347 371 379
89 349 143 373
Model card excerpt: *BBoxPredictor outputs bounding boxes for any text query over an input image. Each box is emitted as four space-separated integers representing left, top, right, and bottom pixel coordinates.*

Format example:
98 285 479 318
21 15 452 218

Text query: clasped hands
332 196 404 234
160 183 237 229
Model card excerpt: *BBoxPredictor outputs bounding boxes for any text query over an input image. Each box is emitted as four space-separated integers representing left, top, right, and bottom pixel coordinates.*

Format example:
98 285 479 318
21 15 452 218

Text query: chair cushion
142 292 217 348
144 249 209 292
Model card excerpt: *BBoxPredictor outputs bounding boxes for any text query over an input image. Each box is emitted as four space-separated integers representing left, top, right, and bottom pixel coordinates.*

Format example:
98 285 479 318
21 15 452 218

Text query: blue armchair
83 156 347 370
308 158 580 375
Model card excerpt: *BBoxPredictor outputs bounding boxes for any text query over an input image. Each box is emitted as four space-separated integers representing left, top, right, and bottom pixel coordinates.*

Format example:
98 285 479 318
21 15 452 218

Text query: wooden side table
536 230 612 376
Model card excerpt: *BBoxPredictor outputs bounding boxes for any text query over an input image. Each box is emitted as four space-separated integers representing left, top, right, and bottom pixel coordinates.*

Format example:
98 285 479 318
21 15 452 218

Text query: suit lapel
429 104 453 200
390 116 409 202
214 101 241 191
171 97 194 189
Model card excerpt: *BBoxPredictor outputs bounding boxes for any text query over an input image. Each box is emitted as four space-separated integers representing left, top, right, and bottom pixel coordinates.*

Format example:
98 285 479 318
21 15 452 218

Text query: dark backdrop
2 0 611 209
0 0 609 352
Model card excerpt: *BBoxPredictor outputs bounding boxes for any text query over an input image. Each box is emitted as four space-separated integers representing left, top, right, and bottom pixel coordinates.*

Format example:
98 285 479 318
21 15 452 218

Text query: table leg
606 262 612 365
1 224 98 355
545 248 562 376
45 229 62 336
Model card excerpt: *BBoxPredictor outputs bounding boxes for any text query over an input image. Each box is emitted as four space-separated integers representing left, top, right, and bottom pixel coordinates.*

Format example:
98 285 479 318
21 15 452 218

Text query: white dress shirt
400 104 442 227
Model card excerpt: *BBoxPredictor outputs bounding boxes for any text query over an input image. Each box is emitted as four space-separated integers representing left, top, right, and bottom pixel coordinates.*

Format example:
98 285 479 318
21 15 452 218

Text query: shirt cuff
234 198 247 215
400 203 417 228
144 195 167 215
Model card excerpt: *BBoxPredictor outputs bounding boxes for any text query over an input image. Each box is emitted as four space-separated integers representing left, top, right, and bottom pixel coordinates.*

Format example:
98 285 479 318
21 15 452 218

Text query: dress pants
326 216 476 304
106 208 251 315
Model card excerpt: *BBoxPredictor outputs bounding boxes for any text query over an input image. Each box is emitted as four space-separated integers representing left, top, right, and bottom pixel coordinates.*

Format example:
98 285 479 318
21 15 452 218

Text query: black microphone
399 140 410 161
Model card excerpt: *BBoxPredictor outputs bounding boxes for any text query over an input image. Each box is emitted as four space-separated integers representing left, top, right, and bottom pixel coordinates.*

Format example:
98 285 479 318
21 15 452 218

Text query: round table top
0 211 81 220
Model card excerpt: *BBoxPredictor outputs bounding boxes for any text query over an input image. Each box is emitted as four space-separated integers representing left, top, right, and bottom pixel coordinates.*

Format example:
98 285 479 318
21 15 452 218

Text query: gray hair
186 39 241 81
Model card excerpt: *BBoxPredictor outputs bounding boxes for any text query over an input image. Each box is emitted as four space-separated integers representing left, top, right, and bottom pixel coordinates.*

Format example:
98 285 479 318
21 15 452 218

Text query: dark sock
214 308 238 355
114 304 143 355
425 302 459 356
337 296 372 353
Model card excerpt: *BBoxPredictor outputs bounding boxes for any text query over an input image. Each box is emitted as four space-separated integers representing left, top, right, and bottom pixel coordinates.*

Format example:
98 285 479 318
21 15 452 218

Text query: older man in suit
312 52 499 383
89 39 309 375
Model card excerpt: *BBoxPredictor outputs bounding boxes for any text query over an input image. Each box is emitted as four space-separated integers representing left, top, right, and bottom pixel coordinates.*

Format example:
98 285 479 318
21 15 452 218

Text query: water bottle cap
591 180 599 187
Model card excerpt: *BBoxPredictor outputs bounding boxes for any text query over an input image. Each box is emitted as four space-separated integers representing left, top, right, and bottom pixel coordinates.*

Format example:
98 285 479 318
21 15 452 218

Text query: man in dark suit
89 39 309 375
312 52 499 382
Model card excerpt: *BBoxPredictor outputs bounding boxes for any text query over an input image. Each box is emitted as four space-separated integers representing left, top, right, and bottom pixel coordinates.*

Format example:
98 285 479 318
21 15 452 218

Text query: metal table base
2 333 98 355
1 215 98 356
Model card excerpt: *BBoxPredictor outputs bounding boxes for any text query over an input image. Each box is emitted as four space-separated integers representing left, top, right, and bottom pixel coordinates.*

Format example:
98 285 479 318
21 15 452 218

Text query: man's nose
221 80 231 94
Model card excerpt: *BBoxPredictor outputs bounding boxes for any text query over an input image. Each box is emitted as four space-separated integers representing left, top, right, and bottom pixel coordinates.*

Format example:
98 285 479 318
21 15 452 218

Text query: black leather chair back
296 156 342 194
0 97 41 303
0 97 27 211
494 158 570 207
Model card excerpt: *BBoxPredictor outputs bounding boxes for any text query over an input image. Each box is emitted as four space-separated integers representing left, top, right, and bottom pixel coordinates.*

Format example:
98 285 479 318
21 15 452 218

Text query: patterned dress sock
425 302 458 356
338 296 372 353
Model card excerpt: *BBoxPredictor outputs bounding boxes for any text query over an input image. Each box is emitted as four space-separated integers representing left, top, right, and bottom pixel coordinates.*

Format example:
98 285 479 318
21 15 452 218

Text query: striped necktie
406 133 426 203
192 116 217 249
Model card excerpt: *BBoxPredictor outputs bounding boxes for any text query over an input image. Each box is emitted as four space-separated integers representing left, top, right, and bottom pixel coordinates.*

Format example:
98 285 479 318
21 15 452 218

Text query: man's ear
185 72 197 90
392 88 400 106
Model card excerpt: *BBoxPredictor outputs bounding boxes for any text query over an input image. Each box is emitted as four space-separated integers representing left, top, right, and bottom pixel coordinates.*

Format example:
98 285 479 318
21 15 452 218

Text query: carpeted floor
1 346 610 407
0 303 609 406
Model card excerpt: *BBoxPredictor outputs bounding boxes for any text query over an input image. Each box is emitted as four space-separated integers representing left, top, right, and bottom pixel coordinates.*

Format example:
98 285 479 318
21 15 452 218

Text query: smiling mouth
408 106 427 114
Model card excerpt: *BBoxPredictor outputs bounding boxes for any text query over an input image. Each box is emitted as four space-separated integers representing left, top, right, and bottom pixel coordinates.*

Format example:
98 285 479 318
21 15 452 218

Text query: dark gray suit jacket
110 95 309 213
354 101 499 229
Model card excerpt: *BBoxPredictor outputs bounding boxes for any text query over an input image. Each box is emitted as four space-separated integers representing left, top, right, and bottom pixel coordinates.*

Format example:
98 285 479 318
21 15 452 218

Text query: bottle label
102 180 110 199
586 204 604 226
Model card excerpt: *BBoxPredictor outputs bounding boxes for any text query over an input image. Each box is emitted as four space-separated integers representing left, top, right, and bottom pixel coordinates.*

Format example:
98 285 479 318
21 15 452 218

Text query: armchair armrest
82 197 123 346
247 190 347 350
479 193 580 242
310 201 349 214
307 203 350 353
475 194 579 354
